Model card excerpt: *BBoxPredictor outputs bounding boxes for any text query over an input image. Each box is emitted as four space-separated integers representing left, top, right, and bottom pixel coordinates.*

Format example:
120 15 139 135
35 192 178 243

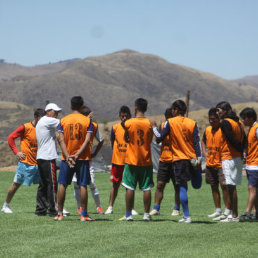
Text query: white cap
45 103 62 112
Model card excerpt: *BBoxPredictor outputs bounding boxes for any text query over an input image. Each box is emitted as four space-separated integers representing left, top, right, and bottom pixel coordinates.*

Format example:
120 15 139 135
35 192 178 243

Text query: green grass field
0 171 257 258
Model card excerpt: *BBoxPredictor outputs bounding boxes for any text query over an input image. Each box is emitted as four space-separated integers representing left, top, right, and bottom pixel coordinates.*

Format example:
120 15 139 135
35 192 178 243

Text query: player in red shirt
1 109 45 213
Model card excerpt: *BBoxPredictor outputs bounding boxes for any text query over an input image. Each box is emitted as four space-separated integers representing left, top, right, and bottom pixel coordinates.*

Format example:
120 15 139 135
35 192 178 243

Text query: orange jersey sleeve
168 116 197 161
60 113 92 160
20 122 38 165
221 118 245 160
246 123 258 166
124 118 153 166
160 122 173 162
111 123 128 165
204 126 222 167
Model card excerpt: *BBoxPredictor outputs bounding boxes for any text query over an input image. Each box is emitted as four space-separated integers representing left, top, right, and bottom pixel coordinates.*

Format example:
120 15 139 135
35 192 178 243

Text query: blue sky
0 0 257 79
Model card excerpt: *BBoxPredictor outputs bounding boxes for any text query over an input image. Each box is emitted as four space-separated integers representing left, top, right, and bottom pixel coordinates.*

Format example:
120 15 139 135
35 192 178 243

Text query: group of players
1 96 258 223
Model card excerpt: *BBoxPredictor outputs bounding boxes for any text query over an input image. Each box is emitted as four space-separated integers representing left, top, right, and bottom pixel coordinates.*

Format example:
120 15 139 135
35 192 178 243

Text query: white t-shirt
36 116 60 160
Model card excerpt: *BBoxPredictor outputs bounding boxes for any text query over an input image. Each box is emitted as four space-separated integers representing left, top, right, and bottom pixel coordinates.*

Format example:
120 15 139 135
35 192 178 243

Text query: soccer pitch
0 171 257 258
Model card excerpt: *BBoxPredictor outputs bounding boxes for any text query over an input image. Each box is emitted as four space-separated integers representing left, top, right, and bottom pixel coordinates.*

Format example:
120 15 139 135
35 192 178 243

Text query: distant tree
0 59 5 63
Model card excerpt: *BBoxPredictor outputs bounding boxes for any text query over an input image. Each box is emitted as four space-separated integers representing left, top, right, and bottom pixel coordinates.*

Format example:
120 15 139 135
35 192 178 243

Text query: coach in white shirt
35 103 61 216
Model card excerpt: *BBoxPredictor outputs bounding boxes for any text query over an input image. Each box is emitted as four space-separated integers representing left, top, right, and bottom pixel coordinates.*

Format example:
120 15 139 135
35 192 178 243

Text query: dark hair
119 105 131 115
135 98 148 113
80 105 92 116
34 108 45 118
240 107 257 121
71 96 84 111
171 100 187 115
216 101 232 112
164 108 172 119
208 107 218 118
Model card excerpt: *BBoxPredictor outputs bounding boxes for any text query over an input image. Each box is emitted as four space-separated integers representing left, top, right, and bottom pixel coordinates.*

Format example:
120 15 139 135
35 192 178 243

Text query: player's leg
89 163 103 214
105 165 124 214
240 169 258 221
121 164 137 220
1 183 21 213
150 161 168 215
78 160 95 221
139 165 153 221
35 159 51 216
47 160 58 216
171 163 180 216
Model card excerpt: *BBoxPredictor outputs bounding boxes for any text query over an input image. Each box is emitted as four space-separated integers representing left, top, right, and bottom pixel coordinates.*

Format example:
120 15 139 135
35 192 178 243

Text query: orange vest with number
160 122 173 163
221 118 245 160
246 123 258 166
60 113 92 160
205 126 222 167
168 116 197 162
20 122 38 166
111 123 128 165
125 118 153 166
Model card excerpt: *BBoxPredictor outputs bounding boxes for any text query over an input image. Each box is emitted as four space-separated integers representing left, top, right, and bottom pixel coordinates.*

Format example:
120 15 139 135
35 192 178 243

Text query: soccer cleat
63 208 70 217
97 207 104 214
119 215 133 221
131 209 139 215
1 205 13 214
105 206 113 215
54 215 64 221
239 213 251 222
220 215 239 223
213 213 227 221
143 213 151 221
179 217 192 223
77 208 82 214
150 209 160 216
171 209 180 216
80 215 95 221
208 211 221 218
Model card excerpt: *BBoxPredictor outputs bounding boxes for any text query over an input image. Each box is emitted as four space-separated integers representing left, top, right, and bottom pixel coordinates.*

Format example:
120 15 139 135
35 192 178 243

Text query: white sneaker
143 213 151 221
1 205 13 214
132 209 139 215
119 215 133 221
213 213 227 221
208 211 221 218
105 206 113 215
179 217 192 223
63 208 70 217
150 209 160 216
171 209 180 216
220 215 239 223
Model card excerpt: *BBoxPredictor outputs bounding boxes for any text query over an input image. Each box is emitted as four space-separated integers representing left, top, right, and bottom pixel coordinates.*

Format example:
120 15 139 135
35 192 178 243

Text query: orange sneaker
77 208 82 214
97 207 104 214
54 215 64 221
80 215 95 221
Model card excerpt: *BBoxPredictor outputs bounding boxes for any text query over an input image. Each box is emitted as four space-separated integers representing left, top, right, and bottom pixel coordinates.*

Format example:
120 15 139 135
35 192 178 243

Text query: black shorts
173 160 193 185
205 166 225 186
157 161 175 185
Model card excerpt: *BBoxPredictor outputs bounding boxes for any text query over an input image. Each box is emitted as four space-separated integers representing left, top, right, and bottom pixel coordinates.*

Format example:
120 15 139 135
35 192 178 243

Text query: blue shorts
58 160 91 186
246 170 258 188
13 162 39 186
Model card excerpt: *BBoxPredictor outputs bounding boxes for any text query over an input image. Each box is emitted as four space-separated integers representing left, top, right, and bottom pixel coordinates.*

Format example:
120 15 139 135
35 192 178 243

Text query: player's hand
16 152 26 160
150 120 157 128
87 112 93 119
67 155 77 168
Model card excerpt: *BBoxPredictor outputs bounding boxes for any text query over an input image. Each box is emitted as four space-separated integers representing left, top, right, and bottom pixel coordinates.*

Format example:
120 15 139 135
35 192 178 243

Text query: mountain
0 50 258 120
233 75 258 88
0 59 79 81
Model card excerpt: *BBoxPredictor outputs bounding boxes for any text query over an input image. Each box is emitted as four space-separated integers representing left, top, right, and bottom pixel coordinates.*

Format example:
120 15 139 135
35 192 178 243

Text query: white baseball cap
45 103 62 112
